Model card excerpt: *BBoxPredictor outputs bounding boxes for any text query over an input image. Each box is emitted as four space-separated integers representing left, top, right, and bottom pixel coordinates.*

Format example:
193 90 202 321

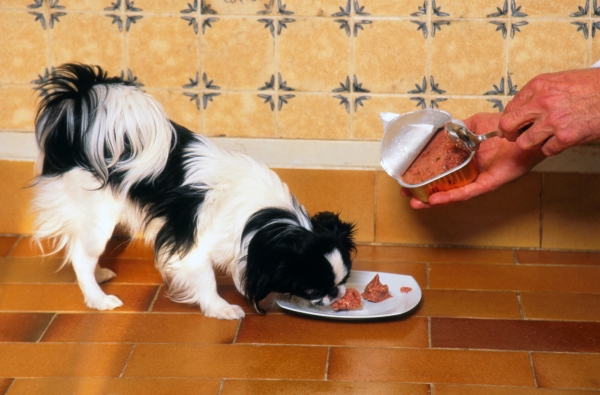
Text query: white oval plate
276 270 422 320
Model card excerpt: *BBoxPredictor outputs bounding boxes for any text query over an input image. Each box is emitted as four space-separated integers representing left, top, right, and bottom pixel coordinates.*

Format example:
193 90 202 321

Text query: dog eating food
401 128 470 185
361 273 392 302
331 288 362 311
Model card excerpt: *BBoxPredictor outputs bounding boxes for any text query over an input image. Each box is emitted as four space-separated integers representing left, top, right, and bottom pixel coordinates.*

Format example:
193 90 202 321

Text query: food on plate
401 128 470 185
331 288 362 311
400 286 412 294
361 273 392 302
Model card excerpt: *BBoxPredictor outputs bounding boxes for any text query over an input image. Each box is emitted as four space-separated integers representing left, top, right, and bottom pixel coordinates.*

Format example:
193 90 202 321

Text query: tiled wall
2 0 600 250
2 0 598 136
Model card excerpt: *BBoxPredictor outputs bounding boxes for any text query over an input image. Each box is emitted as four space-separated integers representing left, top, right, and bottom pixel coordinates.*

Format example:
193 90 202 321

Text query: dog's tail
34 63 174 192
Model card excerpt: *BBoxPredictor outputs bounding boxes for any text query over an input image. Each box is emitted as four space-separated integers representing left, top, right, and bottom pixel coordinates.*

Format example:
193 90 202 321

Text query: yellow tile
0 86 36 131
375 171 541 247
517 0 587 17
276 93 350 139
282 0 354 17
508 20 588 90
438 0 509 18
207 0 269 15
354 19 427 95
146 88 201 133
0 160 35 234
128 14 200 89
136 1 194 14
200 17 275 91
1 1 32 7
352 0 427 16
352 96 417 140
431 20 506 95
278 17 350 92
202 92 275 137
57 1 108 11
542 174 600 250
274 168 375 243
50 13 124 75
0 10 47 84
437 98 503 122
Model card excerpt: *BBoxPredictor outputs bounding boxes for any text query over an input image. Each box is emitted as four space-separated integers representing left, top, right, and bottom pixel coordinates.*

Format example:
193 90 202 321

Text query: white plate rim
276 270 422 320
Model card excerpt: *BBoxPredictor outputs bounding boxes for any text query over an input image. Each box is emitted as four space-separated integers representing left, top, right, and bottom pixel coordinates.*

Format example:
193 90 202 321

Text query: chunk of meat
332 288 362 311
361 273 392 302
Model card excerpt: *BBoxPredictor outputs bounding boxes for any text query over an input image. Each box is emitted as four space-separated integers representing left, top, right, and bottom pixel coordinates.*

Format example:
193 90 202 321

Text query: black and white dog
32 63 356 319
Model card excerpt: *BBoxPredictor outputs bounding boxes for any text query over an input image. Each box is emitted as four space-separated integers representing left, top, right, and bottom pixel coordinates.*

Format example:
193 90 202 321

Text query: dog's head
243 210 356 314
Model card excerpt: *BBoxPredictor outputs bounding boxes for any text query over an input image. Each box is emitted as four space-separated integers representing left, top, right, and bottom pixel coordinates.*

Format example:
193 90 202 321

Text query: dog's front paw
95 267 117 283
86 294 123 310
204 300 245 320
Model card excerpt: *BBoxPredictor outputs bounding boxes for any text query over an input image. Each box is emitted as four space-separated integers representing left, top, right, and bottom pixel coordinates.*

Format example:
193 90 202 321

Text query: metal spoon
445 122 498 152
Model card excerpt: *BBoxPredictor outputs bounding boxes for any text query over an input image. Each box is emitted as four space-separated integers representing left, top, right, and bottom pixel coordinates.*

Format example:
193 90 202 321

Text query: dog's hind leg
165 248 245 320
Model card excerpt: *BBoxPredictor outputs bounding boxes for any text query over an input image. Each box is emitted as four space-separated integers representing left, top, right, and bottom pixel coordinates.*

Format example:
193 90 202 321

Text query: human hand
401 112 546 209
499 68 600 156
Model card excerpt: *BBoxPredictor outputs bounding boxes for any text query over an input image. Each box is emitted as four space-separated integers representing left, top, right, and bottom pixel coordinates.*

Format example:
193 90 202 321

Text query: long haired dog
32 63 356 319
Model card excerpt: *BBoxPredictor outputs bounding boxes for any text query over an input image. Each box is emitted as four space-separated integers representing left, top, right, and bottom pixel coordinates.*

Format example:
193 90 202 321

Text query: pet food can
380 109 478 203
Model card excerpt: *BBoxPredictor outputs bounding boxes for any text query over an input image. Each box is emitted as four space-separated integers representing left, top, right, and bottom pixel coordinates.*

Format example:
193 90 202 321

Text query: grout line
324 346 331 380
539 173 544 248
119 344 136 378
429 383 435 395
512 249 518 265
36 312 57 342
6 235 23 257
217 379 225 395
516 292 525 319
528 352 539 387
428 317 432 348
147 284 162 312
232 318 243 344
3 378 15 395
425 262 430 288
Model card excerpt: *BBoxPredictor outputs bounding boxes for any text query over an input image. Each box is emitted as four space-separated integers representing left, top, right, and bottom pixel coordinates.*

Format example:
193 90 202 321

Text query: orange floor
1 235 600 394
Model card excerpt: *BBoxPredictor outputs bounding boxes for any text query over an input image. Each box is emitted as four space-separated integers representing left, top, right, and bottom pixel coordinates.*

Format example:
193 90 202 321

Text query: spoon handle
477 131 498 142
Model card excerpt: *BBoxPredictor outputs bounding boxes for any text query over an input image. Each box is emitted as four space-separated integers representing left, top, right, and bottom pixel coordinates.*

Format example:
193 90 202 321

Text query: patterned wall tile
351 96 416 140
136 0 194 14
437 0 508 18
146 88 201 133
508 20 588 89
200 17 275 91
361 0 429 17
0 86 36 131
0 10 48 84
283 0 353 17
50 12 124 75
277 94 350 139
437 98 505 120
518 0 588 17
430 20 506 96
127 14 200 89
354 19 427 94
202 92 276 137
277 17 350 92
206 0 272 15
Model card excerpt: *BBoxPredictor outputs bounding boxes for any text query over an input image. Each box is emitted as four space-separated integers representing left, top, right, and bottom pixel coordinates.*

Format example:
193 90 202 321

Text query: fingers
499 86 536 141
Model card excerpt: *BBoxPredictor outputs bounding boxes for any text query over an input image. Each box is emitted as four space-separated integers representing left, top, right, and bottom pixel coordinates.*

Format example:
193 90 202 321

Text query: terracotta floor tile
8 378 221 395
0 257 75 283
533 352 600 389
97 259 162 284
516 250 600 266
123 344 328 379
101 238 154 260
375 171 541 248
41 313 239 343
221 380 430 395
0 236 18 257
9 237 65 258
0 343 132 377
415 290 521 319
429 263 600 293
542 173 600 251
328 347 534 386
0 378 13 395
274 168 375 243
149 284 278 314
435 384 597 394
356 244 515 264
0 313 54 342
521 292 600 321
431 318 600 352
236 314 428 347
352 261 427 288
0 284 158 312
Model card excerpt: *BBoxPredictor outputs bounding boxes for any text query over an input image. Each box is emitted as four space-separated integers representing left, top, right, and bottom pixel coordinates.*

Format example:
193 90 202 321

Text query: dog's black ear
310 211 357 255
